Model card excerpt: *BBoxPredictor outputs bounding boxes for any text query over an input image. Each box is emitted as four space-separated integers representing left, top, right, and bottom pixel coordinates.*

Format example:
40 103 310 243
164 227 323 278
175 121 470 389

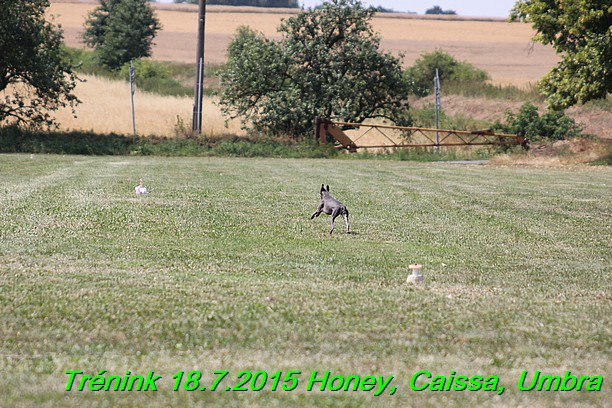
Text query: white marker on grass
406 263 424 284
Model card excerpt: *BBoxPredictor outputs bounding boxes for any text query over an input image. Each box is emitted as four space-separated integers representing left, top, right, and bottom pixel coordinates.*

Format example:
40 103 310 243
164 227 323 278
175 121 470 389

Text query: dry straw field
47 0 610 139
52 0 559 84
51 75 246 137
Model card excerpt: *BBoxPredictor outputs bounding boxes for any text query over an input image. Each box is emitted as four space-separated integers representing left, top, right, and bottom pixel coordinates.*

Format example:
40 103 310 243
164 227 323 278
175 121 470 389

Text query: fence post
129 61 136 139
314 116 327 144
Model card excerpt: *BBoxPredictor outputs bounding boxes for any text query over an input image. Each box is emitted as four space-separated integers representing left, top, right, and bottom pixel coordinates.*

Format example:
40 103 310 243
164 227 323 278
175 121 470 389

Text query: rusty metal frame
314 117 528 152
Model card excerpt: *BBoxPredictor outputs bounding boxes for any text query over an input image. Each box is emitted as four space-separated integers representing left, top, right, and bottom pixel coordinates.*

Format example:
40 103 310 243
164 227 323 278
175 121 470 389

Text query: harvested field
50 75 244 137
413 95 612 140
43 1 609 140
50 0 558 87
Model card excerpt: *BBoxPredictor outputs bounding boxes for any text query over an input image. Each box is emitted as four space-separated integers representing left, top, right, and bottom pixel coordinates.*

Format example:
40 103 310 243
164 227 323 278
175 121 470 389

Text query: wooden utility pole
192 0 206 134
434 68 441 152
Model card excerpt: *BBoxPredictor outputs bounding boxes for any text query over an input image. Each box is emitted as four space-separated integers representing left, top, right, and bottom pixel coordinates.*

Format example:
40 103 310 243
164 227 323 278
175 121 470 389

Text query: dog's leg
330 208 341 234
343 210 350 233
311 203 324 219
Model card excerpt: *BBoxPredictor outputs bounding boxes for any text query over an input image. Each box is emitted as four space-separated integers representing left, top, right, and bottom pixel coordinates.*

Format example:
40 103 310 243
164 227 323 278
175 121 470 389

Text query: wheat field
51 1 558 86
52 75 245 137
48 0 612 138
45 1 572 138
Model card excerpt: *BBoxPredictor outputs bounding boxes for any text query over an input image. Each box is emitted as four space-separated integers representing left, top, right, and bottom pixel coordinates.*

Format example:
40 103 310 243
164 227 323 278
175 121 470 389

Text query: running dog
310 184 350 234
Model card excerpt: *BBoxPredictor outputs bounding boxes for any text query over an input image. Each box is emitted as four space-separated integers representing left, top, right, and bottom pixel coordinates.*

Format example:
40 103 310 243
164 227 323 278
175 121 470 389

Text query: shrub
62 46 107 76
405 49 489 97
494 103 583 142
0 126 339 158
119 58 170 81
118 59 191 97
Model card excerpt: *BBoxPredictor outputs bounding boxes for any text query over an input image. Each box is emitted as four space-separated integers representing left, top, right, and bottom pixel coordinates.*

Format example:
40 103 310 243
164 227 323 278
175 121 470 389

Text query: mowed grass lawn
0 154 609 407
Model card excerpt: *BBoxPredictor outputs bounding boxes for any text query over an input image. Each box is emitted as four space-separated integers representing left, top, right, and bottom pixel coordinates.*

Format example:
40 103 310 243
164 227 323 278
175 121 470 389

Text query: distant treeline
173 0 300 8
425 5 457 15
172 1 404 13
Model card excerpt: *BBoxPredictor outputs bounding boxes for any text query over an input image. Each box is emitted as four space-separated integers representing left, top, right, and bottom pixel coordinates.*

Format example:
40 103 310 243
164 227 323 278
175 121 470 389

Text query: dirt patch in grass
414 95 612 140
490 138 612 167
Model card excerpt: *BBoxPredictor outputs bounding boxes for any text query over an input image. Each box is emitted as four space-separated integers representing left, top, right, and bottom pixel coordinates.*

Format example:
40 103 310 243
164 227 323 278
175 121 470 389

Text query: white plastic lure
135 178 148 195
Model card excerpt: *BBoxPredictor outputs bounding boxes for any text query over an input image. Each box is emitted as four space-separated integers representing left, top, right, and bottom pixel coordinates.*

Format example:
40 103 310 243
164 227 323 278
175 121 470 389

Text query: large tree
0 0 79 128
82 0 161 70
219 0 410 137
510 0 611 110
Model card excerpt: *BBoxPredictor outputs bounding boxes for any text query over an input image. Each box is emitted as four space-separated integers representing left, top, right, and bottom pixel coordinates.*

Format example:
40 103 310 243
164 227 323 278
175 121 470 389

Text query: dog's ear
326 185 330 192
320 184 325 192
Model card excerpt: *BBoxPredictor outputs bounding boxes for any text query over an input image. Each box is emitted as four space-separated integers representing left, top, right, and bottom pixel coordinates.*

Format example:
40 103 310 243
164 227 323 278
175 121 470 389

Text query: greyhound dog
310 184 350 234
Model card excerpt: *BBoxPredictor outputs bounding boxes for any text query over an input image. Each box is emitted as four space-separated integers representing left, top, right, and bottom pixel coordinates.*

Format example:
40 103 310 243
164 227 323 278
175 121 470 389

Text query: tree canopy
425 6 457 15
218 0 410 137
0 0 79 128
82 0 162 70
510 0 611 110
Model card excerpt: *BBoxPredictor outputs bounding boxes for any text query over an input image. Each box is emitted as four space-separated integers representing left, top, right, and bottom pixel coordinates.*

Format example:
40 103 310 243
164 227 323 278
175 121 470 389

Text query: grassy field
0 154 610 407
